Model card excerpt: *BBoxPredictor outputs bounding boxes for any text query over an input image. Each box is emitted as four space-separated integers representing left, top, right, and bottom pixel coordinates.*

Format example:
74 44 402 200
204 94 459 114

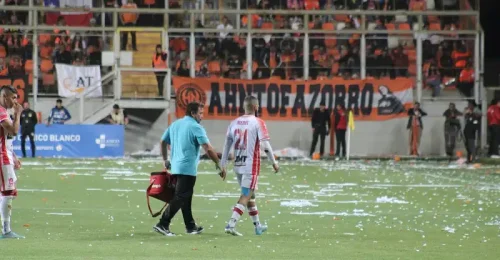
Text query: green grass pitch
2 159 500 259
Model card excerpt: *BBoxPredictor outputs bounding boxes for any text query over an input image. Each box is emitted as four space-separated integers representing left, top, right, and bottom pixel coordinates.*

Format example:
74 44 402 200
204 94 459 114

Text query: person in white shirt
220 96 279 236
216 16 233 41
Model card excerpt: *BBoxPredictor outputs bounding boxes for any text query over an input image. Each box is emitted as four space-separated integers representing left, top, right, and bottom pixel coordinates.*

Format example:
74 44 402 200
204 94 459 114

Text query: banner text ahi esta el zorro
173 77 414 121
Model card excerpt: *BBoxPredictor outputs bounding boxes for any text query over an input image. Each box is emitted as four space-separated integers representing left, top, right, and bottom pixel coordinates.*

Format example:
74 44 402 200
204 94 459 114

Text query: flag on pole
348 110 355 131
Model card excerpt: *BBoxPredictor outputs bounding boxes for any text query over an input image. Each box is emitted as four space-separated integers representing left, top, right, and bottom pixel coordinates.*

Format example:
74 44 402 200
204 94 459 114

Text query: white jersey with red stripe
224 115 270 175
0 106 14 165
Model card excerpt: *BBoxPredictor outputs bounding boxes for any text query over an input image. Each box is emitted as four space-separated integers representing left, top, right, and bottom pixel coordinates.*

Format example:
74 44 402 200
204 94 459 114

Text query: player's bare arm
220 126 234 171
262 140 279 173
201 143 226 180
1 103 21 135
160 140 170 169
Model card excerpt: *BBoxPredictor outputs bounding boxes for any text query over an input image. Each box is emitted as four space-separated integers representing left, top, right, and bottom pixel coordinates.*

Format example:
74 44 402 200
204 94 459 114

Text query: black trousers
310 127 326 156
21 132 35 158
464 126 478 163
445 124 460 157
155 73 166 97
159 174 196 229
121 23 137 50
488 125 500 156
335 129 346 157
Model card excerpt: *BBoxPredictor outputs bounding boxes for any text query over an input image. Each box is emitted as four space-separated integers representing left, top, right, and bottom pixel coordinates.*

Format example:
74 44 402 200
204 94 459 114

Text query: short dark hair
113 104 120 109
56 99 62 103
186 102 203 117
1 85 17 95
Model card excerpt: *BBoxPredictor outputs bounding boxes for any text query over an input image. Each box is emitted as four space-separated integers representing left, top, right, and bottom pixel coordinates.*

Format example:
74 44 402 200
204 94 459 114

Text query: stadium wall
32 98 468 156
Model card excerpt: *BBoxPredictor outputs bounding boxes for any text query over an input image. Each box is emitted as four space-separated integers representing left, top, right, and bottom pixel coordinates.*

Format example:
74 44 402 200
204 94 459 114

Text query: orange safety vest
459 68 474 83
452 51 469 68
153 53 167 68
121 3 138 24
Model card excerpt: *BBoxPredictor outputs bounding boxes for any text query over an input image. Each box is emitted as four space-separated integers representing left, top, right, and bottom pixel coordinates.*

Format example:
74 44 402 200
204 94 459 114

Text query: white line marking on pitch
46 213 72 216
18 189 56 192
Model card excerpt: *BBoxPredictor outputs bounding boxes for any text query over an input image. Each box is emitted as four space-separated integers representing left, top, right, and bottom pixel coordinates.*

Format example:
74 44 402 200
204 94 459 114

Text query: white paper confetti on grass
293 185 310 188
376 196 409 204
443 226 456 233
280 200 318 208
485 220 500 226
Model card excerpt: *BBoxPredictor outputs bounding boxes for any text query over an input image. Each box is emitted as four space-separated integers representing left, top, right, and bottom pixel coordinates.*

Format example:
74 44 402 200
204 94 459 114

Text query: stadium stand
0 0 477 99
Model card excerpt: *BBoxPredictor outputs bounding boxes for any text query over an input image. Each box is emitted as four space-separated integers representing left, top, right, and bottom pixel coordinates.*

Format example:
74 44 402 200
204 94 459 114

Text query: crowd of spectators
168 0 476 97
0 0 478 98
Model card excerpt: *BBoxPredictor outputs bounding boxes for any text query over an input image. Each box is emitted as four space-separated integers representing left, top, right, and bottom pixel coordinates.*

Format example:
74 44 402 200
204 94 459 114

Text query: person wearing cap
309 100 330 159
152 44 168 97
107 104 129 125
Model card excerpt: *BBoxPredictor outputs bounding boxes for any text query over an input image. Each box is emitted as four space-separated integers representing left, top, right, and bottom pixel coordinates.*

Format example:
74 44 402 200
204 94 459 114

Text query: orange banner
173 77 414 121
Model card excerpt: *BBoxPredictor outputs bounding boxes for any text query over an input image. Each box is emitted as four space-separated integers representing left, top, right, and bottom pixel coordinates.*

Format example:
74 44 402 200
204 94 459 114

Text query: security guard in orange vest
152 44 168 97
120 0 138 51
457 61 474 98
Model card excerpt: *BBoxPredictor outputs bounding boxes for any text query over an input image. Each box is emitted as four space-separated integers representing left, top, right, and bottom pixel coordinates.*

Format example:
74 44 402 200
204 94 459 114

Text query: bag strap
146 179 168 218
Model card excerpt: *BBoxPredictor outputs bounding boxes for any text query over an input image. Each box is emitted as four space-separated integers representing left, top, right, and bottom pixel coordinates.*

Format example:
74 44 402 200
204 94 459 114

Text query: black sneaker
153 224 175 237
186 226 204 235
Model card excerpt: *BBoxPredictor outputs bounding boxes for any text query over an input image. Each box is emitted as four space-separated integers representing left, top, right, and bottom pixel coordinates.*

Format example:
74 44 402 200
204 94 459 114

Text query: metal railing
0 6 483 104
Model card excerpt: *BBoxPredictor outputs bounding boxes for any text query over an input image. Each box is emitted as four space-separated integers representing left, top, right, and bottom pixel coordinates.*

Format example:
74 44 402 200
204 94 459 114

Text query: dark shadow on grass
74 230 233 242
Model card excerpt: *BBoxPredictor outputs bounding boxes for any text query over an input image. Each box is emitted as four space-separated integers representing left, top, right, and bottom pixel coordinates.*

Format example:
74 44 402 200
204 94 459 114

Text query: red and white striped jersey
224 115 270 175
0 106 13 165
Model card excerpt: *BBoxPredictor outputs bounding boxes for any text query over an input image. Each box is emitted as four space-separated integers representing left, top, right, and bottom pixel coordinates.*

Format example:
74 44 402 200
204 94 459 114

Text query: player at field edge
220 95 279 236
0 85 24 239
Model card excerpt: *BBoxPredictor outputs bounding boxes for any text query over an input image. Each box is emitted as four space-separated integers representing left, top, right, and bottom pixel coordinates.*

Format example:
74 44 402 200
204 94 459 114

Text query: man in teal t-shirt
153 102 226 237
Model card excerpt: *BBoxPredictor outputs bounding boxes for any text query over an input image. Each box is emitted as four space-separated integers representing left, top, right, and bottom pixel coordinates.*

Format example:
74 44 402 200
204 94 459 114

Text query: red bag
146 171 177 217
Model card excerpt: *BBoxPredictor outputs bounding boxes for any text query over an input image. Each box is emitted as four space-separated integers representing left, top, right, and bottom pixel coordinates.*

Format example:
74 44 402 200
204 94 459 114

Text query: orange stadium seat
429 23 441 31
40 59 54 73
24 59 33 73
322 23 335 31
42 73 55 86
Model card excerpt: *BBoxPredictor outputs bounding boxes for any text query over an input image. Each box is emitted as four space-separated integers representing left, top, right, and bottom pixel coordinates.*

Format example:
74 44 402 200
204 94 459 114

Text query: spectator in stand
426 65 442 97
120 0 138 51
86 18 104 66
457 61 474 98
47 99 71 125
73 56 85 65
375 49 393 78
487 99 500 157
216 16 234 55
152 44 168 97
107 104 129 125
407 102 427 156
392 46 408 77
334 104 347 159
54 43 72 64
225 53 243 79
176 60 189 77
0 58 7 76
71 33 86 56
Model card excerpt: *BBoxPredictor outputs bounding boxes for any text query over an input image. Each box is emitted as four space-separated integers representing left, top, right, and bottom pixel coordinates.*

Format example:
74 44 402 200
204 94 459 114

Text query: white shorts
0 165 16 192
236 173 259 190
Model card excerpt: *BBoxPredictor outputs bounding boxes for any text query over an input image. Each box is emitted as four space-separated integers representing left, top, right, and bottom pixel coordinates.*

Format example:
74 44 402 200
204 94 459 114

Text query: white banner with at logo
55 64 102 98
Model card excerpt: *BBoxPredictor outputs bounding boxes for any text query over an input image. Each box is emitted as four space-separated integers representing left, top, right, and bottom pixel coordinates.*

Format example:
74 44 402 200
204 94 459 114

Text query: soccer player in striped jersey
0 85 23 239
220 96 279 236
